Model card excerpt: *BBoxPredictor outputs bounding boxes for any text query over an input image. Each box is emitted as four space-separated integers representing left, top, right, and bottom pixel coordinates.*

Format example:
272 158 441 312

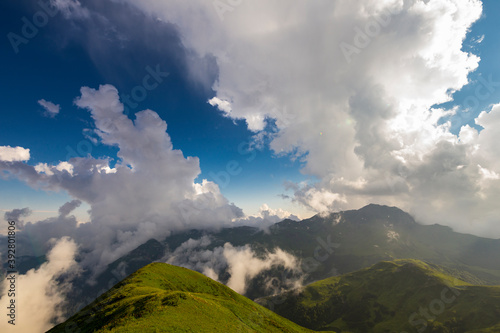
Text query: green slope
259 259 500 332
48 262 323 333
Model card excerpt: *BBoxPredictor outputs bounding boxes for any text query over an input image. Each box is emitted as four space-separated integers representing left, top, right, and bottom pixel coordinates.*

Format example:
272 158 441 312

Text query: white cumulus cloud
0 146 30 162
118 0 500 237
0 84 243 278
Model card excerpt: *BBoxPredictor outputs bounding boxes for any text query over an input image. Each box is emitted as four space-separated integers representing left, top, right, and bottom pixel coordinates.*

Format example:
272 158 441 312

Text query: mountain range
9 204 500 331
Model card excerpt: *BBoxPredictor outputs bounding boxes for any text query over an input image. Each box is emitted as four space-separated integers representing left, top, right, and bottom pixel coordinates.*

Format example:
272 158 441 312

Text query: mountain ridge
18 204 500 323
259 259 500 332
48 262 325 333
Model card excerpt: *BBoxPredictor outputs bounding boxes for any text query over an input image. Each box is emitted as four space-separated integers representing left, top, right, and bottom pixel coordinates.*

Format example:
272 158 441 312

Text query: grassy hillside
259 259 500 332
48 262 324 333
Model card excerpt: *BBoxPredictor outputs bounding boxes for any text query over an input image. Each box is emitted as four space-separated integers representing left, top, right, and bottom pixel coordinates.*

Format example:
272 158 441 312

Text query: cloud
285 183 348 213
234 204 300 229
4 1 496 331
58 199 82 217
165 236 226 278
474 34 485 44
45 0 217 96
0 203 79 259
3 207 32 230
0 146 30 162
51 0 90 19
38 99 61 118
208 97 232 114
0 237 79 333
116 0 500 237
223 243 300 294
208 96 266 131
0 84 242 277
257 203 299 221
165 237 301 294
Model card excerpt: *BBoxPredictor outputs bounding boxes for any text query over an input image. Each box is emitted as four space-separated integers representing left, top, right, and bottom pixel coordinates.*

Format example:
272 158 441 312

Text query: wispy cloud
38 99 60 118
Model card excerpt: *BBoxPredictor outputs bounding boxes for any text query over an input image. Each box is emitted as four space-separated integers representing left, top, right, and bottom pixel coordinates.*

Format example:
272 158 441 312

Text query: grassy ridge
259 259 500 332
48 262 324 333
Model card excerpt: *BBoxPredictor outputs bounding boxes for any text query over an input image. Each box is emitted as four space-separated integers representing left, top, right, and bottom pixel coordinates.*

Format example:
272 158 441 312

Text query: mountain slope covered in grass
259 259 500 332
48 262 325 333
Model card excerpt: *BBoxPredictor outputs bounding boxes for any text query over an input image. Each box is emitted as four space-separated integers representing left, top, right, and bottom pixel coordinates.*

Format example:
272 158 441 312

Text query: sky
1 0 500 236
1 0 500 251
1 0 500 331
0 0 499 233
0 0 316 224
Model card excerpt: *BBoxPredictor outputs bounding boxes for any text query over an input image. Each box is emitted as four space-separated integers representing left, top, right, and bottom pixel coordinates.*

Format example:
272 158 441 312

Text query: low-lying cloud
165 236 302 294
0 237 79 333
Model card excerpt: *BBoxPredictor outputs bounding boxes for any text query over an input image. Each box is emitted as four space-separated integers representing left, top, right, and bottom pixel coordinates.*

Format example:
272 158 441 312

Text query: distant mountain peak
342 203 417 225
358 203 406 215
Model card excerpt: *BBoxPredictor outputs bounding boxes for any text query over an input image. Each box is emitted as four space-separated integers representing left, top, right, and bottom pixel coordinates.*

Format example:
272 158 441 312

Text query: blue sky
1 0 500 238
0 0 312 221
437 0 500 133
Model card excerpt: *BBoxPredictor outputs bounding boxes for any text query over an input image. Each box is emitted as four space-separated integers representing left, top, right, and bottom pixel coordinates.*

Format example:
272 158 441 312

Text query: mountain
259 259 500 332
258 204 500 284
147 204 500 291
48 262 324 333
20 204 500 321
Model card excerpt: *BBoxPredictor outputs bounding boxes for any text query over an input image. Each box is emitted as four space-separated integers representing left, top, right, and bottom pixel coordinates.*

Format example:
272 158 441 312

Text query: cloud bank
0 237 79 333
0 84 243 276
116 0 500 237
165 236 301 294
